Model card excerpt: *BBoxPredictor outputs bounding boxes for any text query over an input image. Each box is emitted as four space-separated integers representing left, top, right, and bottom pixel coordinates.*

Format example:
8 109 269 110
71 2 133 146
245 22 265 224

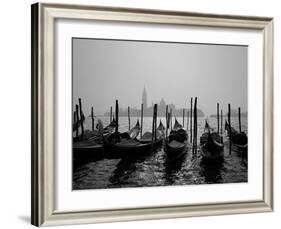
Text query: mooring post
75 104 79 137
115 100 119 136
73 111 77 137
192 97 197 154
128 106 131 131
238 107 242 133
91 106 94 132
110 106 112 123
154 104 158 142
78 98 84 136
217 103 219 133
186 110 189 132
152 104 155 144
221 109 223 135
195 98 198 154
140 103 143 138
170 108 173 131
228 104 232 155
168 112 171 130
165 105 168 138
190 97 193 143
182 109 185 127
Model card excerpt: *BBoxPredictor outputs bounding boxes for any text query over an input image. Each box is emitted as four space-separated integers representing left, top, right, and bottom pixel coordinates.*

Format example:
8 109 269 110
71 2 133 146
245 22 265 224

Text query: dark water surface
73 117 248 190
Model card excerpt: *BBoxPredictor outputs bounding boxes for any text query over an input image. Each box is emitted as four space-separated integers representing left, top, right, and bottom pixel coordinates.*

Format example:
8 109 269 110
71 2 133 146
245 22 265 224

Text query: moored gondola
73 118 116 143
165 119 188 160
107 121 165 158
73 140 104 165
120 120 141 139
200 120 224 160
139 120 165 147
225 120 248 154
73 120 107 164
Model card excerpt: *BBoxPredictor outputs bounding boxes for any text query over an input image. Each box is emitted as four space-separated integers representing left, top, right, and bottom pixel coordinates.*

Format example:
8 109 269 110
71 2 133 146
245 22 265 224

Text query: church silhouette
104 87 204 117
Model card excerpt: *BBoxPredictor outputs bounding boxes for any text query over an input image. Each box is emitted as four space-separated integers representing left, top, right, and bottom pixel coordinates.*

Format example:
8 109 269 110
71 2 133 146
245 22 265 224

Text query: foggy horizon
73 38 248 117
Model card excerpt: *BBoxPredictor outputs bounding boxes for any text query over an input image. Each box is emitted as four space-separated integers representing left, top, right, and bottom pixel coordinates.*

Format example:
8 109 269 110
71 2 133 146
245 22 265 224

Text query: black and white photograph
72 38 248 190
26 1 276 227
28 2 274 227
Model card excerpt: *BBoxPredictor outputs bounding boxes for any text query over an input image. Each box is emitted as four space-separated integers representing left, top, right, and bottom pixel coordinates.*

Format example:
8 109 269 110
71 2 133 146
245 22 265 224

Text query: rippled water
73 116 247 190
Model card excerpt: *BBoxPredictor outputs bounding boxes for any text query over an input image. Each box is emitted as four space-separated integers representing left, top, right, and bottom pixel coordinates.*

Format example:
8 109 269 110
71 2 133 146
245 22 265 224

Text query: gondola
73 139 104 165
107 121 165 158
103 118 117 134
165 119 188 160
73 119 117 164
120 120 141 139
139 120 165 147
225 120 248 153
200 121 224 160
73 118 116 142
84 118 117 142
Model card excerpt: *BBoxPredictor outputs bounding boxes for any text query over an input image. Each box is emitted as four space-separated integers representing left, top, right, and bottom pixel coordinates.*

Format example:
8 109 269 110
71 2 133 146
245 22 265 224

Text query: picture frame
31 2 274 227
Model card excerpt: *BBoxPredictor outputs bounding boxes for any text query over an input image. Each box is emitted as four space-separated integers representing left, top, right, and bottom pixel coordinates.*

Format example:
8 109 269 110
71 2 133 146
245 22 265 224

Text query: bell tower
142 86 147 109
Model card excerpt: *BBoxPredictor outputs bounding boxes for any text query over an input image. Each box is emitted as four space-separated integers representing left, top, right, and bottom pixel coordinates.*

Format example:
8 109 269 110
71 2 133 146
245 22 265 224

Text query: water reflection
199 157 224 183
109 156 146 187
164 153 187 185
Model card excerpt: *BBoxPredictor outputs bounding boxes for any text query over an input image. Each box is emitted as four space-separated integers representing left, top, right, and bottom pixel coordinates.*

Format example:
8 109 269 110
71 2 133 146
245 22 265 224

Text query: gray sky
73 38 247 116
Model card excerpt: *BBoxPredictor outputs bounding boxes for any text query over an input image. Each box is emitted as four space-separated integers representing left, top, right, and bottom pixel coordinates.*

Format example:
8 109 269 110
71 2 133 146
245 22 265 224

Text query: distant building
210 109 247 117
142 86 148 109
104 87 204 117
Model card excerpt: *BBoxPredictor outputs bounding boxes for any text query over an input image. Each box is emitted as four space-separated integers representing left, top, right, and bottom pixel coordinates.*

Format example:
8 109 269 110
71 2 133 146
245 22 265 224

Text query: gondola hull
200 132 224 161
200 145 224 160
73 141 104 166
225 121 248 156
165 140 187 161
105 120 164 159
165 119 188 161
111 141 152 158
231 134 248 155
106 138 163 159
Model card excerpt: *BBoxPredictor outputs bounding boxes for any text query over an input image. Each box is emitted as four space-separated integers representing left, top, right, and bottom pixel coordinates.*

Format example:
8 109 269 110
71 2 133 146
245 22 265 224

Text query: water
73 116 248 190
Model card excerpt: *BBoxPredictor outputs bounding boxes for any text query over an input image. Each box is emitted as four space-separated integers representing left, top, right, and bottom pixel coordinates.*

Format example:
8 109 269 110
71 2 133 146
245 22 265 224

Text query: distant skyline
73 38 248 116
103 92 205 117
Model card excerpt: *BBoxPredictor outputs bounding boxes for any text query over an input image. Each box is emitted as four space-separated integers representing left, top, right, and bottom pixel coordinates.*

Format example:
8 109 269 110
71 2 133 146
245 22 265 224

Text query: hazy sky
73 38 247 116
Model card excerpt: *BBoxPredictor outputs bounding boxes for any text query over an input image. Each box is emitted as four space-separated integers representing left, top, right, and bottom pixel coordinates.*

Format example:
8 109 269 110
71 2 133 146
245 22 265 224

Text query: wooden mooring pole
228 104 232 155
78 98 84 136
165 105 168 138
110 106 112 123
115 100 119 135
220 109 223 135
192 97 197 154
128 106 131 131
170 108 173 131
152 104 156 145
196 98 198 154
154 104 158 142
91 107 94 132
190 97 193 143
140 103 143 137
182 109 185 127
217 103 219 133
238 107 242 133
75 104 79 137
186 110 189 132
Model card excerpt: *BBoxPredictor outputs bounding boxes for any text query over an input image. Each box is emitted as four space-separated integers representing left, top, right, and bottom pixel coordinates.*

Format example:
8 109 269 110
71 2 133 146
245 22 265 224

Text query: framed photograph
31 3 273 227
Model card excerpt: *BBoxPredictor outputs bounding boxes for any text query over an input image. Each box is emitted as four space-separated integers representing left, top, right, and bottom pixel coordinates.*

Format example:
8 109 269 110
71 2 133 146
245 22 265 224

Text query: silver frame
31 3 274 227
